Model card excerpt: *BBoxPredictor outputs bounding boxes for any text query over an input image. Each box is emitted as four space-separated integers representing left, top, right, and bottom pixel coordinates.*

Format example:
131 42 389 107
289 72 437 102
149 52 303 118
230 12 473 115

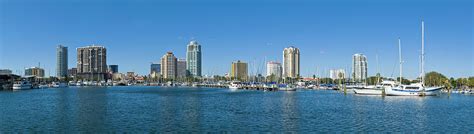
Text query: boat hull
385 87 442 96
353 89 383 95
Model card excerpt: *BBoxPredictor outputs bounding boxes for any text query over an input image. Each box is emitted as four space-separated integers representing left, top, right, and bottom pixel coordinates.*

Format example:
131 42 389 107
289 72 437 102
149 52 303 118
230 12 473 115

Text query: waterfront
0 87 473 132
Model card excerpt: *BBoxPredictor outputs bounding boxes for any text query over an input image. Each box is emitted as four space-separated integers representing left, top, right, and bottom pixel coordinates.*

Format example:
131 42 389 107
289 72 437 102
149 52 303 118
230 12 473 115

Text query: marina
0 86 472 132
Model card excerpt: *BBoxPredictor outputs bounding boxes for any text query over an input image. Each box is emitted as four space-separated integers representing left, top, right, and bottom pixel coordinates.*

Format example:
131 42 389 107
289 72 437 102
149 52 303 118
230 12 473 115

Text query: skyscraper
231 60 248 81
266 61 282 80
77 45 107 81
177 59 187 78
283 46 300 78
352 53 368 82
56 45 68 78
150 63 161 79
161 52 177 79
186 40 202 77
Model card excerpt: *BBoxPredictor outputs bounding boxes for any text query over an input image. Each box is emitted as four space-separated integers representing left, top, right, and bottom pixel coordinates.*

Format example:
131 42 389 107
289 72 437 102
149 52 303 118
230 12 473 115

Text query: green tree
424 71 448 87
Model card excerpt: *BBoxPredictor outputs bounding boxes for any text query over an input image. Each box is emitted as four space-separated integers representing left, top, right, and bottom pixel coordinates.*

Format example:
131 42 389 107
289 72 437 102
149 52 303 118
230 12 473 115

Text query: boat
384 20 443 96
354 80 396 95
278 84 296 91
51 82 68 88
228 81 242 91
12 81 32 90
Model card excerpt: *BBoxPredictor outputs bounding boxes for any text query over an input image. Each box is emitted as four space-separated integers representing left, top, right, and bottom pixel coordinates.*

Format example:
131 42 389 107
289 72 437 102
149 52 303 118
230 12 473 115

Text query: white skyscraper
352 53 368 82
283 46 300 78
266 61 282 79
186 40 202 77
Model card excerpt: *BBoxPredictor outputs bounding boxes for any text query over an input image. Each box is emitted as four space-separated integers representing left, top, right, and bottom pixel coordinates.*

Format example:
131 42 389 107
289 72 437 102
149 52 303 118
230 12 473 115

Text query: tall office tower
231 60 248 81
56 45 68 78
283 46 300 78
77 45 107 81
352 53 368 82
161 52 177 79
186 40 202 77
266 61 282 79
177 59 187 78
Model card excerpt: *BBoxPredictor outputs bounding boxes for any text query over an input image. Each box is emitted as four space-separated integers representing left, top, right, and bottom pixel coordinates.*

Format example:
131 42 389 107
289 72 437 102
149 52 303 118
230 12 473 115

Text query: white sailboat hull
354 89 383 95
385 86 442 96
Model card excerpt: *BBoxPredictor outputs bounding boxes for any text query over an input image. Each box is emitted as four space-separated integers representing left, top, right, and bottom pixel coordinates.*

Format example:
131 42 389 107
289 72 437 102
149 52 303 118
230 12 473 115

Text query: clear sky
1 0 472 79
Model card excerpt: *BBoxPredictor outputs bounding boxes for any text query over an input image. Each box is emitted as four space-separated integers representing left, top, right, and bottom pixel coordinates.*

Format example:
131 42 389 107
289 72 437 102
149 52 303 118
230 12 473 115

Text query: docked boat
228 81 242 91
354 80 396 95
12 81 32 90
278 84 296 91
51 82 68 88
384 20 442 96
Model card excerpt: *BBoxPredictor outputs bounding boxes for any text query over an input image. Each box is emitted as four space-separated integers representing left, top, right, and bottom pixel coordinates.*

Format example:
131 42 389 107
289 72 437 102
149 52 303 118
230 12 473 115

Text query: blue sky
1 0 472 79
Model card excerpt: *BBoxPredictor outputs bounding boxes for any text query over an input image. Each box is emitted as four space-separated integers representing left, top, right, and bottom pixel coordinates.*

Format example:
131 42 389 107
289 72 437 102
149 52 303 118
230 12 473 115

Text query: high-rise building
283 46 300 78
77 45 107 81
231 60 248 81
25 67 45 77
352 53 368 82
0 69 12 75
150 63 161 79
186 40 202 77
56 45 68 78
68 68 77 77
177 59 187 78
266 61 282 79
330 69 346 80
108 65 118 74
161 52 177 79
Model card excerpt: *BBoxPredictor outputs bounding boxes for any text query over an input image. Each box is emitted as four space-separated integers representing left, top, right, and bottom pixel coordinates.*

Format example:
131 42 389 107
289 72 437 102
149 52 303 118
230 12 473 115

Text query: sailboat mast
421 20 425 86
399 38 402 84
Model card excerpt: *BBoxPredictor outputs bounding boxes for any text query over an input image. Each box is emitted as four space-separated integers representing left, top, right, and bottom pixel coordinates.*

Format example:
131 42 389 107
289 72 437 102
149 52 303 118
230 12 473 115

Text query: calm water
0 87 473 132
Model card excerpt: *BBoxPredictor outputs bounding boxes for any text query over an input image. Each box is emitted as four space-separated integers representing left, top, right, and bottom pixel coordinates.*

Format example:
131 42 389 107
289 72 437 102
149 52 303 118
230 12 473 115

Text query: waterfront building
161 52 177 79
150 63 161 79
352 53 368 82
56 45 68 78
330 69 346 80
186 40 202 77
0 69 12 75
266 61 282 80
68 68 77 78
177 59 187 78
25 67 45 77
231 60 248 81
283 46 300 78
76 45 107 81
108 65 118 74
126 72 135 80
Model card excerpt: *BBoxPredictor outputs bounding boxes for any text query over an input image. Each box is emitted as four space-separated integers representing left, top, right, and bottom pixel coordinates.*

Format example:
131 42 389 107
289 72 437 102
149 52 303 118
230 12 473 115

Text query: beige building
283 46 300 78
161 52 177 79
231 60 248 81
25 67 45 77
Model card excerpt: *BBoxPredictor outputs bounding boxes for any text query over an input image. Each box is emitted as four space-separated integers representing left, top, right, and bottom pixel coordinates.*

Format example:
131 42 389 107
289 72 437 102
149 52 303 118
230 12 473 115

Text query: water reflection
281 91 299 132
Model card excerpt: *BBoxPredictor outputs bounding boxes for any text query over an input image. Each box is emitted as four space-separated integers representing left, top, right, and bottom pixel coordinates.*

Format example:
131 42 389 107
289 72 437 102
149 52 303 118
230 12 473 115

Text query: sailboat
354 54 397 95
384 20 443 96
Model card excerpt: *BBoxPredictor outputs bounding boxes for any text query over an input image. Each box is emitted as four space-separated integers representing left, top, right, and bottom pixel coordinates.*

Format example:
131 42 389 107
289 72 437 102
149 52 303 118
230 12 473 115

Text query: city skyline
1 0 472 79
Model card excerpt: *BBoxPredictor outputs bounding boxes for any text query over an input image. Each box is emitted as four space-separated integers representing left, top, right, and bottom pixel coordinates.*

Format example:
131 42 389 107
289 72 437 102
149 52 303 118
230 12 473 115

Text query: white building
352 53 368 82
283 46 300 78
330 69 346 80
266 61 282 79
